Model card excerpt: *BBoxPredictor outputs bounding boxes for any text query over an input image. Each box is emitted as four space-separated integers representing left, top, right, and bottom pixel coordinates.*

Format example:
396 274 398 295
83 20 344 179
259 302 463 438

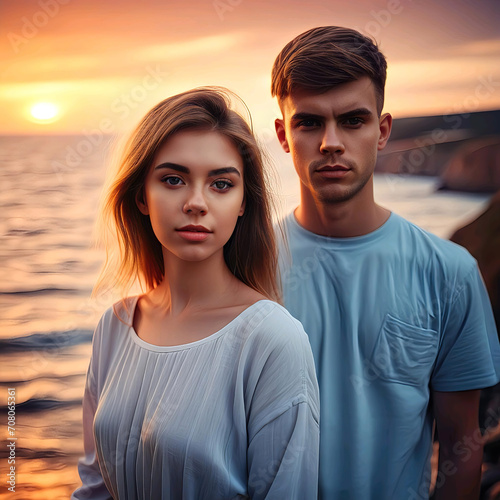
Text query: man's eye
298 119 319 127
344 117 363 126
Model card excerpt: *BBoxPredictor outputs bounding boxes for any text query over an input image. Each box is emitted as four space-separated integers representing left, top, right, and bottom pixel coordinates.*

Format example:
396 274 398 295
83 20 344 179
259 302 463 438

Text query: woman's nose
183 189 208 215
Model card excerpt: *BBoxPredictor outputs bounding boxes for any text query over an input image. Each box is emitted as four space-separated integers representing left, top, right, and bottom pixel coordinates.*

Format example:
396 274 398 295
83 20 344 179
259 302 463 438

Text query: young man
272 26 500 499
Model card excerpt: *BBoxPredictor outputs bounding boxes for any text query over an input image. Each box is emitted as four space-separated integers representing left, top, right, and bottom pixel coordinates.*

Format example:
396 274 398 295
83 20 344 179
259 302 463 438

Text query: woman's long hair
94 87 280 302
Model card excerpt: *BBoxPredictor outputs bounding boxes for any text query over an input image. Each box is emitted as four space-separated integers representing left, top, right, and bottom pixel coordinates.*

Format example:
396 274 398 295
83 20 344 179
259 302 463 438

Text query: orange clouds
1 0 499 134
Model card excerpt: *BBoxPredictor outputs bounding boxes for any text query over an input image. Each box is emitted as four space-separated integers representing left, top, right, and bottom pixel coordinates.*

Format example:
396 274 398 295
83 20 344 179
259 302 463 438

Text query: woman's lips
176 225 212 242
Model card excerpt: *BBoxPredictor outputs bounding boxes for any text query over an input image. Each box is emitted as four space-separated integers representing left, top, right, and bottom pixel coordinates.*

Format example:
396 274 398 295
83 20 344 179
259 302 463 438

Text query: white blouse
72 298 319 499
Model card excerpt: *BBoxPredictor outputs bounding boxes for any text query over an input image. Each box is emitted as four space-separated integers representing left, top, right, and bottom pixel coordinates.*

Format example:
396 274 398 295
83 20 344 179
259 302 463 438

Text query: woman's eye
162 176 183 186
212 180 233 191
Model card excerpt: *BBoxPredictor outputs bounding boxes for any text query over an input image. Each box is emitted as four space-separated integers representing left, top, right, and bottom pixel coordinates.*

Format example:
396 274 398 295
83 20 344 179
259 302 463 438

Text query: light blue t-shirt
279 211 500 500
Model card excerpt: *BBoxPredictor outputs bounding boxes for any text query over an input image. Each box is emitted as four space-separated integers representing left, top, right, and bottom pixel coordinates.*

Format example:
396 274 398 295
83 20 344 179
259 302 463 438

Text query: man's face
275 77 392 207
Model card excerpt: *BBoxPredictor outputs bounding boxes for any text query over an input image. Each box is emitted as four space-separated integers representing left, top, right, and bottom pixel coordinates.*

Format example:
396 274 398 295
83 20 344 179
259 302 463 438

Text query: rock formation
440 138 500 193
450 190 500 327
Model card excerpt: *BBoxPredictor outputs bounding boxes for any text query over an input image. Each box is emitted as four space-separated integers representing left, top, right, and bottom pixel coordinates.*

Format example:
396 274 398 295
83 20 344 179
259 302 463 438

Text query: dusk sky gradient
1 0 500 135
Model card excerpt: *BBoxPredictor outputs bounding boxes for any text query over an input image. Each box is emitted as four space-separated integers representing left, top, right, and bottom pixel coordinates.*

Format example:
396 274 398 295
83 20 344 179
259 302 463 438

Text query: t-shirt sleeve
245 307 320 499
71 317 113 500
431 262 500 391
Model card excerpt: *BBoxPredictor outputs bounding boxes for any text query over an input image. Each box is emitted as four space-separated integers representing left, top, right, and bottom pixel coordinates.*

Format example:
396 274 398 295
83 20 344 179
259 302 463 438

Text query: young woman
72 88 319 499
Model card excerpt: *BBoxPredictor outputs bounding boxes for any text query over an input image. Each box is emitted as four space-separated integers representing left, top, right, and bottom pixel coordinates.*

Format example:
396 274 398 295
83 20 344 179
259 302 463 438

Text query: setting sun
30 102 59 122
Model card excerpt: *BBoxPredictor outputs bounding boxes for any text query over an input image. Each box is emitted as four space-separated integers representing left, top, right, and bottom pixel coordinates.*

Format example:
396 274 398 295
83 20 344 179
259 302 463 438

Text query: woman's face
137 129 245 264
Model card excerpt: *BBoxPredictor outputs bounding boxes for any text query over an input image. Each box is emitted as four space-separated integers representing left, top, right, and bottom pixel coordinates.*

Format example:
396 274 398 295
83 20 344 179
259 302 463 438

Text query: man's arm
432 389 483 500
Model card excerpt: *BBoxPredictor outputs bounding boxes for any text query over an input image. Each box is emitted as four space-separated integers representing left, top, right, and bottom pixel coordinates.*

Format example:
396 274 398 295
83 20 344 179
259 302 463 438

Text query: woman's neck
153 250 239 317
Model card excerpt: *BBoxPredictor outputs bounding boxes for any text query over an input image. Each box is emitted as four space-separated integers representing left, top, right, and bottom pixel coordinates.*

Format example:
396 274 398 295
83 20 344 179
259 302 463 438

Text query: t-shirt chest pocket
370 314 438 387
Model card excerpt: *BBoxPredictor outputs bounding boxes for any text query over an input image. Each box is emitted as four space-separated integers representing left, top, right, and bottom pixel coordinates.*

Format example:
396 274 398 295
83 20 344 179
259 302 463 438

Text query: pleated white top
72 297 319 499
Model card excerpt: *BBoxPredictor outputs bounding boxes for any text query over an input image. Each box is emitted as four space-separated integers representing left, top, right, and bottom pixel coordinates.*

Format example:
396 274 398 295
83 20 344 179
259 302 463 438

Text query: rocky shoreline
376 109 500 193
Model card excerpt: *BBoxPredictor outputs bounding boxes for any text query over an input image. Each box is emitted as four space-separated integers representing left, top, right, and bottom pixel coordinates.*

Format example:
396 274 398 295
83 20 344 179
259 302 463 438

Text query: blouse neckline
127 295 272 353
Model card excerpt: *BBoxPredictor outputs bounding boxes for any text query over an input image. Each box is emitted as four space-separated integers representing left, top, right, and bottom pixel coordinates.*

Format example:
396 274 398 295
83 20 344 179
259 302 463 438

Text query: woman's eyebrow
208 167 241 177
154 163 241 177
154 162 189 173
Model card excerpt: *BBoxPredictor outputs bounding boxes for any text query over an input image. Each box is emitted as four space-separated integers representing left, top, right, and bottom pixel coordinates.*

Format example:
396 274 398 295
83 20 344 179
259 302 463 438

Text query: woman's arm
71 318 112 500
71 369 112 500
248 399 319 499
245 306 320 499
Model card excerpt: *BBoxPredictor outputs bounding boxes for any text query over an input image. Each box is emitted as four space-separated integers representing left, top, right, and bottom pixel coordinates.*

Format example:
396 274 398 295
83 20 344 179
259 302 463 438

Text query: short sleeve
247 400 319 499
431 263 500 391
71 318 113 500
244 307 320 499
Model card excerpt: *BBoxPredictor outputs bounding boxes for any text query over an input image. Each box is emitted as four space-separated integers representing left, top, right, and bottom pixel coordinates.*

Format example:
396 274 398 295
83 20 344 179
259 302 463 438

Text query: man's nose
320 124 345 155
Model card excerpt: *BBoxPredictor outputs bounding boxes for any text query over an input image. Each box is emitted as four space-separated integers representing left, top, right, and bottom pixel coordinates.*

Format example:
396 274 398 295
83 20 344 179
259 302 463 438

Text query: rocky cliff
439 138 500 193
376 109 500 193
450 190 500 328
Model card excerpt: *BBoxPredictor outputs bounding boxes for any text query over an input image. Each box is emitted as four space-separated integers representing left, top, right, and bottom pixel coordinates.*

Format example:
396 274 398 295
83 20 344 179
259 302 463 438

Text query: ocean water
0 135 492 498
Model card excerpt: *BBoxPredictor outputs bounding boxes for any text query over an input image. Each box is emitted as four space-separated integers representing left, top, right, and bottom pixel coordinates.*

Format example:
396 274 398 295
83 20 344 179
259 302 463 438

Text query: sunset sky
1 0 500 136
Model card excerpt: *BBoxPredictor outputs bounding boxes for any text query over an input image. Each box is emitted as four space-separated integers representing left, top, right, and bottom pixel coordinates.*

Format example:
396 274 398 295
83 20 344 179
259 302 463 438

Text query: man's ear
136 190 149 215
377 113 393 151
275 119 290 153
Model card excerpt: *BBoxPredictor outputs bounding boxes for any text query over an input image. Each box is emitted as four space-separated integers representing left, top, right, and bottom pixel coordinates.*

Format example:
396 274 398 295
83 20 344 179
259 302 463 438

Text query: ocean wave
0 329 93 353
6 228 47 237
0 446 73 460
0 396 82 413
0 373 83 386
0 287 80 296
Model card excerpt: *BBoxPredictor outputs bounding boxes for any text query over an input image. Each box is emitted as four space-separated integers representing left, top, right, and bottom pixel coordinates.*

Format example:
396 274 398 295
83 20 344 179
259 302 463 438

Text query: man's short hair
271 26 388 115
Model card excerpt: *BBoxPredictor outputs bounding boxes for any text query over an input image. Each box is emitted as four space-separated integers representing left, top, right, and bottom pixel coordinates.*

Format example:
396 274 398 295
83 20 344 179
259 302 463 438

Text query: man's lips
316 164 350 172
315 164 351 178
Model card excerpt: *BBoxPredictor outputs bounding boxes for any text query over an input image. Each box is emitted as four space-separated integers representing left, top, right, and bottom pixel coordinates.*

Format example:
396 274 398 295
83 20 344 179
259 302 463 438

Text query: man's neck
294 195 390 238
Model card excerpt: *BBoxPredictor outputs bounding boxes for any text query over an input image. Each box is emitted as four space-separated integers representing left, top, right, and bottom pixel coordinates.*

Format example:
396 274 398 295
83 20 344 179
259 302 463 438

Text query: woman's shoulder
87 297 139 375
252 299 304 328
239 300 319 418
240 299 310 350
93 295 139 340
110 295 139 326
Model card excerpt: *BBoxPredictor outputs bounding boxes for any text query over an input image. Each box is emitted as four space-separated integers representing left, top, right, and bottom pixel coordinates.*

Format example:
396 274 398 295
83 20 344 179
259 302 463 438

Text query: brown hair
95 87 280 301
271 26 388 114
